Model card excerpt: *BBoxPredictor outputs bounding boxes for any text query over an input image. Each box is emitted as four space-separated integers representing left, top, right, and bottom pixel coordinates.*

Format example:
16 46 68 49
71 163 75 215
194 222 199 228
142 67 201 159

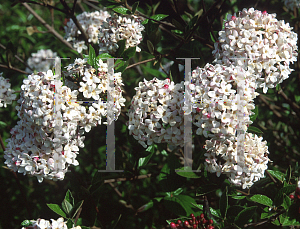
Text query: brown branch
73 201 83 226
104 174 151 183
243 210 286 228
0 64 30 75
22 3 76 51
126 58 156 70
17 0 68 14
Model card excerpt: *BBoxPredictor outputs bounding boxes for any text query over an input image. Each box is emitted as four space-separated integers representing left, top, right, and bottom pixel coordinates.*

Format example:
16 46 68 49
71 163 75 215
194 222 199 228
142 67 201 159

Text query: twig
108 182 122 197
0 135 6 152
73 201 83 226
0 64 30 75
104 174 151 183
277 88 300 119
126 58 156 69
21 3 76 51
265 170 279 185
83 0 101 10
243 210 286 227
17 0 68 14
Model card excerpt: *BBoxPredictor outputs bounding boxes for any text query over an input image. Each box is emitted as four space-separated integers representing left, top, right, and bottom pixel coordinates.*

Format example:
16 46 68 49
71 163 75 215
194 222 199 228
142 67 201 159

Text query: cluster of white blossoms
0 73 17 107
127 78 185 148
204 133 269 189
283 0 300 10
99 14 144 55
21 217 81 229
65 58 126 128
64 10 110 53
213 8 298 93
4 70 85 182
26 49 57 73
190 64 258 140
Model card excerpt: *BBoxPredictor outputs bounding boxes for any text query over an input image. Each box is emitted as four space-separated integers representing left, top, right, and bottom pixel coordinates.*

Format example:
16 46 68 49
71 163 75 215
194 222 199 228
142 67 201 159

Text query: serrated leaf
234 206 257 227
250 194 273 207
131 1 139 14
248 126 263 134
267 170 285 182
115 39 126 57
65 190 74 206
197 184 218 196
176 167 201 178
47 204 67 218
62 199 73 215
220 186 228 219
112 7 131 15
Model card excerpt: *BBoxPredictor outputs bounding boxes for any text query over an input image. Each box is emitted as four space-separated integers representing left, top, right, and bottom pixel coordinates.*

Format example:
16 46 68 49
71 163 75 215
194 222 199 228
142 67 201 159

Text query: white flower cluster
190 64 258 140
0 72 17 107
21 217 81 229
127 78 185 148
213 8 298 93
283 0 300 10
64 10 110 53
4 70 85 182
26 49 57 73
99 14 144 55
65 58 126 128
204 133 269 189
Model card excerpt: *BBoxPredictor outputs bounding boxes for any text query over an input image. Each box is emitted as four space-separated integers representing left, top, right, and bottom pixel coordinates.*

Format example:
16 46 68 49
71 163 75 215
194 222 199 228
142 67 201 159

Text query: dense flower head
0 72 17 107
64 10 110 53
190 64 259 140
204 133 270 189
65 58 126 128
21 217 81 229
4 70 85 182
127 78 185 148
213 8 298 93
98 14 144 55
26 49 57 73
283 0 300 10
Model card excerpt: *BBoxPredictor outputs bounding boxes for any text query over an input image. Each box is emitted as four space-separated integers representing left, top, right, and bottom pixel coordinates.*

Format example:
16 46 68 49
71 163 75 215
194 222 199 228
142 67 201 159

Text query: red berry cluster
289 187 300 201
169 213 215 229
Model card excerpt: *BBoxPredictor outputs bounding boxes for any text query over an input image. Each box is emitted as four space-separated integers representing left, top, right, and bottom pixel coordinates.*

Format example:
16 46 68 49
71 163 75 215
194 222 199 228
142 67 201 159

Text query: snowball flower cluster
99 14 144 55
213 8 298 93
65 58 126 128
4 70 85 182
283 0 300 10
21 217 81 229
0 72 16 107
204 133 270 189
190 64 259 140
26 49 57 73
64 10 110 53
127 78 185 148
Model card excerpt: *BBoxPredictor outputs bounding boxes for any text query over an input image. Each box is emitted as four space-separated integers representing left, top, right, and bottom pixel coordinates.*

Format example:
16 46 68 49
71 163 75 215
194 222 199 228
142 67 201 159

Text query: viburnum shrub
1 1 300 229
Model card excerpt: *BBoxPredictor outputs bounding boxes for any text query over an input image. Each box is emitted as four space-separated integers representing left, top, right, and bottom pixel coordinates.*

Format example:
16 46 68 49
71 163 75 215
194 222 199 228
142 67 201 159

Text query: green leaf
62 199 73 215
176 167 200 178
66 219 73 228
231 195 246 200
234 206 257 227
250 194 273 207
142 66 167 78
71 200 84 219
220 186 228 219
250 106 259 122
21 220 32 227
227 205 245 223
210 32 216 43
88 44 96 68
110 214 122 229
122 47 136 61
285 166 292 184
0 121 7 128
283 193 291 210
267 170 286 182
112 7 131 15
138 145 155 168
65 190 74 206
142 14 168 24
197 184 218 196
222 13 229 29
171 30 184 35
163 195 197 216
261 207 276 219
274 185 296 207
131 1 139 14
173 188 184 196
115 39 126 57
137 200 154 212
47 204 67 218
191 203 222 219
97 53 113 59
147 40 154 54
248 126 263 134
